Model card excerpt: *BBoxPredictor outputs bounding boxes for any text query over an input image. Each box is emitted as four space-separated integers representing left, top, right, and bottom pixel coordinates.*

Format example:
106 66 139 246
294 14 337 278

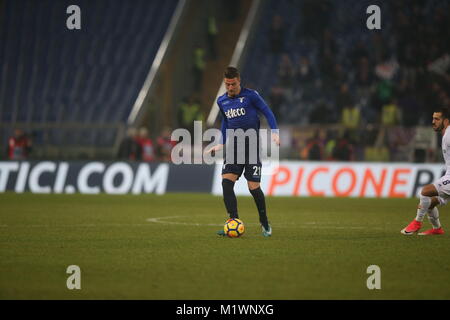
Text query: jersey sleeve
444 131 450 147
250 90 278 130
217 101 228 144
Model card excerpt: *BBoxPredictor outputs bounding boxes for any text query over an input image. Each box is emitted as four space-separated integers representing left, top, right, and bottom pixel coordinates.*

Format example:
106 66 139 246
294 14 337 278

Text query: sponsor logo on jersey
225 107 246 119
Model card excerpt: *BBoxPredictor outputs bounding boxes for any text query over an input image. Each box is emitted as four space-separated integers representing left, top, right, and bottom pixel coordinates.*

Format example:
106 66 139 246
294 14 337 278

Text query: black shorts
221 135 262 182
221 162 262 182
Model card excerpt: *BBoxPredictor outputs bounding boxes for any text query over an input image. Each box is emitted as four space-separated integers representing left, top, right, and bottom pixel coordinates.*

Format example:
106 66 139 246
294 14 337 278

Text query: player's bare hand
204 144 224 154
271 133 280 146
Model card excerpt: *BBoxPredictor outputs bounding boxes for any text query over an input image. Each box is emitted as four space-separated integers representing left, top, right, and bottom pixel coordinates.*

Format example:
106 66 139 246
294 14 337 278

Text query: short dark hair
224 66 240 79
436 106 450 120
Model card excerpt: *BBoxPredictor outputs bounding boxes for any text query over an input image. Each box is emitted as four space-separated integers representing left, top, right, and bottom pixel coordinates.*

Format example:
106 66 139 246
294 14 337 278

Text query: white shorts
432 175 450 205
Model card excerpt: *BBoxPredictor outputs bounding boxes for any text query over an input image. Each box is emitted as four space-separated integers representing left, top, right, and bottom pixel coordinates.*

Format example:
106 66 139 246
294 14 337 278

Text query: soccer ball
224 218 245 238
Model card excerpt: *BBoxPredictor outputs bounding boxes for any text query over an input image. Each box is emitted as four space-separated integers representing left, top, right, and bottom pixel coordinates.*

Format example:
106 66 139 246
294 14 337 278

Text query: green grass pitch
1 193 449 300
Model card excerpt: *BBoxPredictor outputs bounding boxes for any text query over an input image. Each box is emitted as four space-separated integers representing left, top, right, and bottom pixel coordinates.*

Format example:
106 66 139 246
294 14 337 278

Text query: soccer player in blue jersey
205 66 280 237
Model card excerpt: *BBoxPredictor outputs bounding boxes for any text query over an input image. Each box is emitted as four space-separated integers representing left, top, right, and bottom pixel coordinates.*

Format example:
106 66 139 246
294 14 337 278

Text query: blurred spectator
374 58 399 81
117 127 140 160
364 145 390 162
193 44 206 89
278 54 295 89
341 104 361 130
335 83 353 113
355 57 374 91
372 79 395 114
351 41 369 66
330 63 347 94
332 130 355 161
302 129 325 160
178 96 204 135
371 33 389 65
7 129 32 160
268 85 285 121
206 15 218 60
341 102 361 145
268 15 286 54
386 126 416 162
319 30 338 92
320 28 337 59
364 125 390 162
324 129 337 160
136 127 155 162
398 94 421 127
381 97 402 126
156 127 177 162
296 56 315 100
309 99 335 124
296 56 314 85
360 124 379 148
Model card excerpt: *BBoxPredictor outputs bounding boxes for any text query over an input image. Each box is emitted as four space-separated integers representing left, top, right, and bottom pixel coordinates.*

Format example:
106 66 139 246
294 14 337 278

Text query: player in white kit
401 108 448 235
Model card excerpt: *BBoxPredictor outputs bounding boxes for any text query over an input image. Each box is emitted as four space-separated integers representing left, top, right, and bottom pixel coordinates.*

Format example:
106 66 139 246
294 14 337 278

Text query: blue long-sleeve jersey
217 87 278 144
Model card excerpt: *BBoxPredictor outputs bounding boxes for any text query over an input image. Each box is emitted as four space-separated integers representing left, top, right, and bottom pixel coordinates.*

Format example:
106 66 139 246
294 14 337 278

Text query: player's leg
218 138 245 236
416 184 438 221
418 205 445 235
418 194 446 235
222 173 239 219
217 172 240 237
248 180 271 237
217 162 244 236
221 140 245 220
401 184 440 235
245 164 271 236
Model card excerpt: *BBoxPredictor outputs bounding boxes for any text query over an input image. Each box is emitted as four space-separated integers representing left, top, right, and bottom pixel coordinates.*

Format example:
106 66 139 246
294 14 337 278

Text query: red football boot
418 227 444 236
401 220 422 235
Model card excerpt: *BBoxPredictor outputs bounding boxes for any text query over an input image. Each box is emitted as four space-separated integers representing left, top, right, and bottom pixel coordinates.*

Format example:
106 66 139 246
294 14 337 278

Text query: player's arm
205 105 227 154
251 91 280 145
220 108 228 145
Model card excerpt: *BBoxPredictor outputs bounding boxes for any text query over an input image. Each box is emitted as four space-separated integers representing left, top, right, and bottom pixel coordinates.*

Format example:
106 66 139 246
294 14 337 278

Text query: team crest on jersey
239 97 244 103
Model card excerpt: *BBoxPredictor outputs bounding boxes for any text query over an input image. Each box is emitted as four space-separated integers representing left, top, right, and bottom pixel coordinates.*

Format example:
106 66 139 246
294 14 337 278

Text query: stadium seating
242 0 448 125
0 0 178 148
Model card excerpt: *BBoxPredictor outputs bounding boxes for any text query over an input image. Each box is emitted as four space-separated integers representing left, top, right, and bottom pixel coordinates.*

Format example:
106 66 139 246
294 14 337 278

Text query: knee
421 185 437 197
419 194 432 209
248 181 260 191
430 197 440 208
222 179 235 191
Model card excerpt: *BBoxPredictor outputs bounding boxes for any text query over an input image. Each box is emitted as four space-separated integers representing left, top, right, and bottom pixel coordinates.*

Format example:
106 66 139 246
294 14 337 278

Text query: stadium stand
242 0 449 161
1 0 448 163
0 0 178 155
244 0 449 123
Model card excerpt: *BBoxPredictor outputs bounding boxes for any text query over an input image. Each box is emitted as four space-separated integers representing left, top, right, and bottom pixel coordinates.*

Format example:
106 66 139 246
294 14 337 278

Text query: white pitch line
0 217 386 230
146 216 222 226
0 223 151 228
146 216 385 230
